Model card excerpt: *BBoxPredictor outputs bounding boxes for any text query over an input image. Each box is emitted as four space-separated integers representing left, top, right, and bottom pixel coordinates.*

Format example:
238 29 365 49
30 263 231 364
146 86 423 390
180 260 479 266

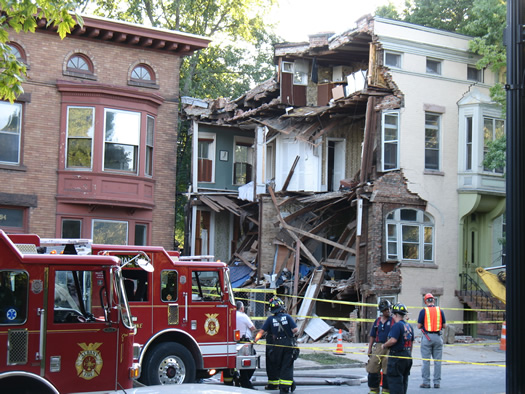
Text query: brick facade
0 17 208 249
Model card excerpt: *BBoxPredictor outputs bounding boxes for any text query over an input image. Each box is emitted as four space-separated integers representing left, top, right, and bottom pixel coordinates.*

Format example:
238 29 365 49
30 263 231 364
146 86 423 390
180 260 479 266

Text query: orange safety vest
423 307 442 332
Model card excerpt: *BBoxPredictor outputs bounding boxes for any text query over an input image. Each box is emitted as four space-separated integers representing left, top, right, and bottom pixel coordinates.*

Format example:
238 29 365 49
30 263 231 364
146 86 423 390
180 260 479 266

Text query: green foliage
375 2 401 19
402 0 474 32
483 135 506 172
0 0 82 102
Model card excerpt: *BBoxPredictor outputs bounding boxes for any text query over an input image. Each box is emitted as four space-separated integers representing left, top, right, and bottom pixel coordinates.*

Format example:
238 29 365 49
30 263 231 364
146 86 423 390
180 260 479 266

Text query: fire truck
88 243 258 386
0 230 141 393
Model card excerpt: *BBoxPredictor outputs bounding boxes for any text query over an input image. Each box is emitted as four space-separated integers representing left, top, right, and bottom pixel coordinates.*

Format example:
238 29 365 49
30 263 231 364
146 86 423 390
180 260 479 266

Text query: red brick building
0 16 209 248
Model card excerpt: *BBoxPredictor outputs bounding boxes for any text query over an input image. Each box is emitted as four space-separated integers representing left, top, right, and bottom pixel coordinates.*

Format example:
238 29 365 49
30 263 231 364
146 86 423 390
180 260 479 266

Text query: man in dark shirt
367 299 393 393
382 303 414 394
255 297 298 394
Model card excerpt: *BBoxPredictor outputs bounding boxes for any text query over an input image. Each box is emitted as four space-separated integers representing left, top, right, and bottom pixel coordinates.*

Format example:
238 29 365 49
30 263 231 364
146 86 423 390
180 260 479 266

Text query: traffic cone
500 322 506 351
220 371 224 383
334 329 345 355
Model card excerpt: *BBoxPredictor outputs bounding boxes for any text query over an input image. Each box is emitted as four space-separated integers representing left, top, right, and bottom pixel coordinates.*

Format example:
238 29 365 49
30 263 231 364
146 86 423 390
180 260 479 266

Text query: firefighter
367 299 393 394
417 293 446 389
254 297 298 394
236 300 256 389
382 303 414 394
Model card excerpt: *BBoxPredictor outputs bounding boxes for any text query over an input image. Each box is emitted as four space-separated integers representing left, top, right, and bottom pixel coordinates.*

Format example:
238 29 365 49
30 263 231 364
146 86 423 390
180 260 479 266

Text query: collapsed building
181 15 506 340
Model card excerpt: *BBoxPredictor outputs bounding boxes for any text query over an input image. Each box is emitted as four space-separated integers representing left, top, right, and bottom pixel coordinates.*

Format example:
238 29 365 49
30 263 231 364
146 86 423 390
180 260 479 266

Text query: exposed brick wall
0 28 182 248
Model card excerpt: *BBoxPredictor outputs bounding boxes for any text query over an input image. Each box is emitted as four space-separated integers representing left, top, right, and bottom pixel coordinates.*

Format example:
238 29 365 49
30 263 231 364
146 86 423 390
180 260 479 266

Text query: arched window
386 208 434 263
7 42 26 63
66 54 93 75
130 64 156 86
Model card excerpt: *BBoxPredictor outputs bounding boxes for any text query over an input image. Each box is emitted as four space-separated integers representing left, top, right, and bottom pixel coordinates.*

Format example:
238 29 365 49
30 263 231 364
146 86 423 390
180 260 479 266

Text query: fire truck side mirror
136 258 154 272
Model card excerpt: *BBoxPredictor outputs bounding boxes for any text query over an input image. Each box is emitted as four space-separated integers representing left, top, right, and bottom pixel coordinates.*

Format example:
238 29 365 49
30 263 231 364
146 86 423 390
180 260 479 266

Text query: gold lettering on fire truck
75 343 103 380
204 313 220 336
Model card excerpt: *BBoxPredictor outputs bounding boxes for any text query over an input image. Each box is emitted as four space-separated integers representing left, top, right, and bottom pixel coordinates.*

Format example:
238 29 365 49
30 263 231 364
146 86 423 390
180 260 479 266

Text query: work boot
291 381 296 392
279 389 289 394
419 383 431 388
265 384 279 390
434 383 440 389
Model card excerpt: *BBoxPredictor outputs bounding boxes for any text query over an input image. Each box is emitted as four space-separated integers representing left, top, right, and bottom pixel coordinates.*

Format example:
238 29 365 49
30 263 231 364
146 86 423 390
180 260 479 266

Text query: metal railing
458 272 505 322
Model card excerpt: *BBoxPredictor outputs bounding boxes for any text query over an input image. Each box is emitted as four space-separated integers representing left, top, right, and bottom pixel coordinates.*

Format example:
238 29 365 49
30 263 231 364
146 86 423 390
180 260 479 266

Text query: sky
269 0 405 42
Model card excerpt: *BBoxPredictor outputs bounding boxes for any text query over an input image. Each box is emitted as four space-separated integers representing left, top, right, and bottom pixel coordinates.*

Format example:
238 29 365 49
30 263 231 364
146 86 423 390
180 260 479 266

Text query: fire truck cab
89 244 258 386
0 230 140 393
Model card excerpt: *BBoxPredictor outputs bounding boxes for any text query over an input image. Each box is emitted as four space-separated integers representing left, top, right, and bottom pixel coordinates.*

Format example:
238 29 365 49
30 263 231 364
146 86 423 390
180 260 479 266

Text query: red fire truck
88 243 258 386
0 230 141 393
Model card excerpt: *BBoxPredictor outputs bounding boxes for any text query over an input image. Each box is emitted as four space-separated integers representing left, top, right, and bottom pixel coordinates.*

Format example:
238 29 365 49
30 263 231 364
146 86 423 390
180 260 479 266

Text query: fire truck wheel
141 343 196 385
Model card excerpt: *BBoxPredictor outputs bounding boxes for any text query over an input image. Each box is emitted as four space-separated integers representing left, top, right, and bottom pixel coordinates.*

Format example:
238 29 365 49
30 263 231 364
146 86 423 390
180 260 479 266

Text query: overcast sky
269 0 405 42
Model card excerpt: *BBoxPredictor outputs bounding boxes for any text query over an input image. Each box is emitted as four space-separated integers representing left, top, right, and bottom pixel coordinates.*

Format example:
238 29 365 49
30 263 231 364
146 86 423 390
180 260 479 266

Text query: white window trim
467 65 484 83
426 57 442 75
424 112 441 171
233 136 254 186
198 132 216 183
386 209 434 264
0 102 23 166
384 51 402 69
65 106 94 170
381 110 400 172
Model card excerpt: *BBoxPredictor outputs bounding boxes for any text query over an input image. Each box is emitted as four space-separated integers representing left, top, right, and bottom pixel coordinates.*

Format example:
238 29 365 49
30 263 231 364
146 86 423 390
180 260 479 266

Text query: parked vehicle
0 231 141 393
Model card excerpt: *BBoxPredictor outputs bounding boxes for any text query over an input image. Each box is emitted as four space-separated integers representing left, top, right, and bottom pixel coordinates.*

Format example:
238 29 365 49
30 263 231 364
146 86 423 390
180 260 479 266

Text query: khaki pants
366 342 389 374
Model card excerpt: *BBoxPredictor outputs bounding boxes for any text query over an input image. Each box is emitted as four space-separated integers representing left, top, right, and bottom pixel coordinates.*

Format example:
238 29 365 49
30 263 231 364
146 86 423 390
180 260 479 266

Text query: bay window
66 107 94 169
104 109 140 173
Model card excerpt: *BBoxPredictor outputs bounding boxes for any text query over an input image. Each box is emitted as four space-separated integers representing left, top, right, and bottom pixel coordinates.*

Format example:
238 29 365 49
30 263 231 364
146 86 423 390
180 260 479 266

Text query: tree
0 0 82 102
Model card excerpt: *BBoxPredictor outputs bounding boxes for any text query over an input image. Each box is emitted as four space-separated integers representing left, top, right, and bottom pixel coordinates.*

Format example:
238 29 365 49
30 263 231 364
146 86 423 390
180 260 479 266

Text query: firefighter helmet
392 303 408 315
378 299 391 312
269 297 284 314
424 293 434 302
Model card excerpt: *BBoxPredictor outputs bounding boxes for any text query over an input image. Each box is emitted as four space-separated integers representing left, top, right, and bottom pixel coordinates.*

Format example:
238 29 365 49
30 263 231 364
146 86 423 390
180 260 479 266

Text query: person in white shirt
236 301 256 339
236 301 256 389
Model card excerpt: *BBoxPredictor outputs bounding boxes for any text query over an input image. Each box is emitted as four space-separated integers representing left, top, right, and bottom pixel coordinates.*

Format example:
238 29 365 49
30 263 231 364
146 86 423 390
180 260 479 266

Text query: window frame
426 58 442 75
129 64 158 89
465 116 473 171
145 115 155 177
65 106 95 170
65 54 95 79
233 136 254 186
7 42 26 64
424 112 441 171
0 206 27 233
92 219 129 245
0 101 23 166
386 208 435 264
467 65 483 83
61 218 82 238
381 110 400 171
103 108 141 174
384 51 402 69
483 116 505 174
197 133 216 183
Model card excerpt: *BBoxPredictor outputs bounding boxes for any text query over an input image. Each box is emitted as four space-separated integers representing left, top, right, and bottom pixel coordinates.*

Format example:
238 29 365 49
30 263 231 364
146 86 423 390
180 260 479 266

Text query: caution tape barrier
254 341 505 368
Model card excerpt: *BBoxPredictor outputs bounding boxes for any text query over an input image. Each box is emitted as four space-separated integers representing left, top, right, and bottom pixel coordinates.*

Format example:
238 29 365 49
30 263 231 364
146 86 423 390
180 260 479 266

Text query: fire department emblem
204 313 220 336
31 280 43 294
75 343 103 380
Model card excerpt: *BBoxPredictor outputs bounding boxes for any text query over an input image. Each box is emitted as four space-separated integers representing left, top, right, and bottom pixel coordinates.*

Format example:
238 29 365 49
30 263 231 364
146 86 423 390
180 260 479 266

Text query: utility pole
505 0 525 392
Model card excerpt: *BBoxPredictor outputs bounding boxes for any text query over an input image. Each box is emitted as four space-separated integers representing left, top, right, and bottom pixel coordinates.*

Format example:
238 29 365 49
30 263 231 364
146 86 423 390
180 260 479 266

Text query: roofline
373 16 475 40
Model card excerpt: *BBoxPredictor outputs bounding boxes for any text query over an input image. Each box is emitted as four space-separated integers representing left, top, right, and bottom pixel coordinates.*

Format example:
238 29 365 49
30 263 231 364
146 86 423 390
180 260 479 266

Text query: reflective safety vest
423 306 443 332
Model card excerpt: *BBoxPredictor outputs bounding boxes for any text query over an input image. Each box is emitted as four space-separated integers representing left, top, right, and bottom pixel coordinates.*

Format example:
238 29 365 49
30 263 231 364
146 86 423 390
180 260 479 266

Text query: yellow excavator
475 266 506 304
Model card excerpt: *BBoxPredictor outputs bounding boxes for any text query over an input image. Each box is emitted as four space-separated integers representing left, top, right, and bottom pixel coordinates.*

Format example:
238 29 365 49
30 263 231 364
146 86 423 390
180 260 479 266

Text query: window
104 109 141 173
282 62 293 73
7 43 26 63
483 117 505 173
66 54 93 75
293 59 309 85
382 110 400 171
0 101 22 165
146 116 154 176
425 113 441 170
92 219 128 244
233 138 253 185
161 270 178 302
198 134 215 182
0 207 25 232
131 65 154 83
386 208 434 263
191 270 221 301
467 65 483 82
62 219 82 238
465 116 473 171
426 58 442 75
0 270 28 325
385 51 402 68
66 107 94 169
134 224 147 245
